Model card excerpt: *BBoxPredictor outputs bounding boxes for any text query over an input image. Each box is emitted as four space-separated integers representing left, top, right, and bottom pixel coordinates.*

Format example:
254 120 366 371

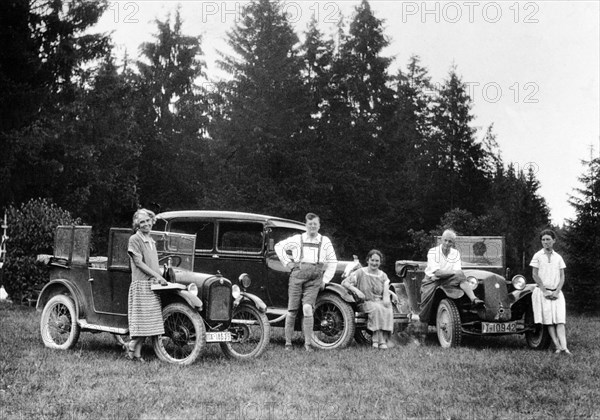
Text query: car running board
78 319 128 334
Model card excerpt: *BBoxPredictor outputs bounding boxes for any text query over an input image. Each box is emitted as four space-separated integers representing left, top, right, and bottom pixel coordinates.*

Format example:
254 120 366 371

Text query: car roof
156 210 304 227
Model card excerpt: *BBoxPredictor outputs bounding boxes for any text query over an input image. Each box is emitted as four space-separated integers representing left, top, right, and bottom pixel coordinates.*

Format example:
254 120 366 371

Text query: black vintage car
396 236 551 349
36 225 270 364
153 211 413 349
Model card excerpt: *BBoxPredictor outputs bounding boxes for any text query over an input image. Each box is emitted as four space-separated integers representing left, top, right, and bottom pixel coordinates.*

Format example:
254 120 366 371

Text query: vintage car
395 236 551 349
36 225 270 364
153 211 412 349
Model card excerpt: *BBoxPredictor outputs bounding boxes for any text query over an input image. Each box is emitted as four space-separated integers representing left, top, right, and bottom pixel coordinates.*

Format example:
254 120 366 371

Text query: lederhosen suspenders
300 234 322 263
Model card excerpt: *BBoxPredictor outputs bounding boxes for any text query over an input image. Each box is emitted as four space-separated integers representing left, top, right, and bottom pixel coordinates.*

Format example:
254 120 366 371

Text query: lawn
1 301 598 420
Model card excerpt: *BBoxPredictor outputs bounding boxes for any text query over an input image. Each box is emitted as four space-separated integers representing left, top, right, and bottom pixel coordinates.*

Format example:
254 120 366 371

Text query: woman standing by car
126 208 168 362
530 229 571 355
342 250 393 349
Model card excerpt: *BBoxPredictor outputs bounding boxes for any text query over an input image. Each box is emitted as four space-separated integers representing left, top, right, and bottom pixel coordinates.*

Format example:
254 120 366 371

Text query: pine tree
565 158 600 312
135 8 208 211
0 0 110 210
208 0 310 215
427 67 489 219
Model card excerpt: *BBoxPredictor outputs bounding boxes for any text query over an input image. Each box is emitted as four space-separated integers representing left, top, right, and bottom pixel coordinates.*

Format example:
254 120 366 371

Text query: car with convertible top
36 225 270 364
395 235 551 349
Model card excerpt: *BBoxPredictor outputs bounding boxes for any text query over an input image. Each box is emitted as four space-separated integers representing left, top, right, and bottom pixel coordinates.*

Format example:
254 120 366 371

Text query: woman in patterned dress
342 250 393 349
125 209 168 361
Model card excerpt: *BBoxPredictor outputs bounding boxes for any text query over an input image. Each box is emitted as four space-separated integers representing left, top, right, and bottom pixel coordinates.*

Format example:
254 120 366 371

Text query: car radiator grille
207 283 231 322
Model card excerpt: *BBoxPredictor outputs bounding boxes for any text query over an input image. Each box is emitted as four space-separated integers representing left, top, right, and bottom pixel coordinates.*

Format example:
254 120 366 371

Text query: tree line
1 0 596 311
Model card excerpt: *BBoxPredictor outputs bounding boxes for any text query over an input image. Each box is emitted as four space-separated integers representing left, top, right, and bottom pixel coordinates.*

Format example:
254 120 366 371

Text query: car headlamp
187 283 198 296
467 276 479 290
511 275 526 290
238 273 251 289
232 284 241 299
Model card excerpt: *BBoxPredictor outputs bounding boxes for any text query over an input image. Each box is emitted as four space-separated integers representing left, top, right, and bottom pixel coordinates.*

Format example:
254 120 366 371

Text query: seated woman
342 249 393 349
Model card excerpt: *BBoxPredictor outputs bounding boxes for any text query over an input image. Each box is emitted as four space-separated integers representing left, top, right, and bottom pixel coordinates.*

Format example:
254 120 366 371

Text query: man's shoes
284 343 293 351
379 344 388 350
563 349 573 356
304 345 314 352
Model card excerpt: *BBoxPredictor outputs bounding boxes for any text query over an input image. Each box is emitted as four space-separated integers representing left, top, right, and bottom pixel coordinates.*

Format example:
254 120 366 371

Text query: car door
212 220 270 305
88 228 131 329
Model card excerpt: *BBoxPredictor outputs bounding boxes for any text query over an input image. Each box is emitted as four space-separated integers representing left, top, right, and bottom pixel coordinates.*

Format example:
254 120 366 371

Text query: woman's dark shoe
123 343 135 360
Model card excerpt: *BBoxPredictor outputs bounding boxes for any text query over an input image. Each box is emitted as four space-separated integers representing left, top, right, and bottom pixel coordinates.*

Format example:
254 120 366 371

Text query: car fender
36 280 85 318
509 283 536 305
237 291 268 313
321 282 356 304
170 289 203 310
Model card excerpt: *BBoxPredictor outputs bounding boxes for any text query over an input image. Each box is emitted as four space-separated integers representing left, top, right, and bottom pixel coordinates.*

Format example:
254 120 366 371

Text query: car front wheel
313 294 355 350
40 294 81 350
436 298 462 348
153 303 205 365
220 304 270 359
524 306 551 350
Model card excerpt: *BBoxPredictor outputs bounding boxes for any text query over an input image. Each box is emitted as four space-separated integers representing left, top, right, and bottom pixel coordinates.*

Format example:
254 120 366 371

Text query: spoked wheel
436 299 462 348
524 305 551 350
153 303 205 365
313 294 355 350
40 294 81 349
220 304 270 359
354 328 373 345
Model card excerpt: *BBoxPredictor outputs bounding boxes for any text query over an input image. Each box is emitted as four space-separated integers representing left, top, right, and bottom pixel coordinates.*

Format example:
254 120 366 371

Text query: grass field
1 301 598 420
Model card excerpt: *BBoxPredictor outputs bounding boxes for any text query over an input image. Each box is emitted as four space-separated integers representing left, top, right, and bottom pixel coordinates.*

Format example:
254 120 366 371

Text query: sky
94 1 600 225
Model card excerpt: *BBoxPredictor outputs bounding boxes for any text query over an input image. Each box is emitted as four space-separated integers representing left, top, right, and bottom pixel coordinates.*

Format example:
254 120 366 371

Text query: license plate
482 321 517 334
205 331 232 342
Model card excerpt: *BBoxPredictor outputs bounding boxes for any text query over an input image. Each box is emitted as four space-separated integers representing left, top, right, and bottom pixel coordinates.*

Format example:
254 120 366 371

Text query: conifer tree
565 157 600 312
135 8 208 210
208 0 310 215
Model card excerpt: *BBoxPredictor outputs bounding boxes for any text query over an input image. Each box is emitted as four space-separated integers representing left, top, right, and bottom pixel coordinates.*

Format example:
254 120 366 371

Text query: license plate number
206 331 232 342
482 322 517 334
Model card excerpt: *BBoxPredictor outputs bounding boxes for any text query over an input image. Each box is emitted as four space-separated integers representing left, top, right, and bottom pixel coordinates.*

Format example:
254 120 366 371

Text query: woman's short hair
366 249 384 265
132 208 156 231
539 229 556 240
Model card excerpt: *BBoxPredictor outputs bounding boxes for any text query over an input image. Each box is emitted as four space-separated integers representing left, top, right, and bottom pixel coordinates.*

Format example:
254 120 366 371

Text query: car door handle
212 254 219 259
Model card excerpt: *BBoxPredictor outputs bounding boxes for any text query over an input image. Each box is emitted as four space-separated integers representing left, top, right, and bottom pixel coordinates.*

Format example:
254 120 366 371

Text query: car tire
153 303 205 365
40 294 81 350
436 298 462 348
354 328 373 345
524 305 551 350
313 294 355 350
220 303 270 360
353 303 403 345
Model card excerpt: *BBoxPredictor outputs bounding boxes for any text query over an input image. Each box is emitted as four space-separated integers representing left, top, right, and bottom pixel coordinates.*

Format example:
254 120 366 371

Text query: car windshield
151 231 196 271
436 236 504 268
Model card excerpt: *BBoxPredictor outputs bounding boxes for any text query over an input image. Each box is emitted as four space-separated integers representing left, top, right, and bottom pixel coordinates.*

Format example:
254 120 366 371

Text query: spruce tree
208 0 310 216
565 158 600 312
135 8 208 211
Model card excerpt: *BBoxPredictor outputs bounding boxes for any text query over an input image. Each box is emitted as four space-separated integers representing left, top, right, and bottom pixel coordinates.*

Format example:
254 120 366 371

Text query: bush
3 198 80 304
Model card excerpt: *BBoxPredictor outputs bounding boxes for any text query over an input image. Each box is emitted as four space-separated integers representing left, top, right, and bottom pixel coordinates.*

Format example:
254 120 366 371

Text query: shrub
3 198 80 304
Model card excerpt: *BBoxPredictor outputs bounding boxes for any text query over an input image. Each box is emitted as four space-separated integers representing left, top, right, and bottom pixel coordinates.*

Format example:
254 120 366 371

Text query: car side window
170 220 215 251
218 222 263 254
